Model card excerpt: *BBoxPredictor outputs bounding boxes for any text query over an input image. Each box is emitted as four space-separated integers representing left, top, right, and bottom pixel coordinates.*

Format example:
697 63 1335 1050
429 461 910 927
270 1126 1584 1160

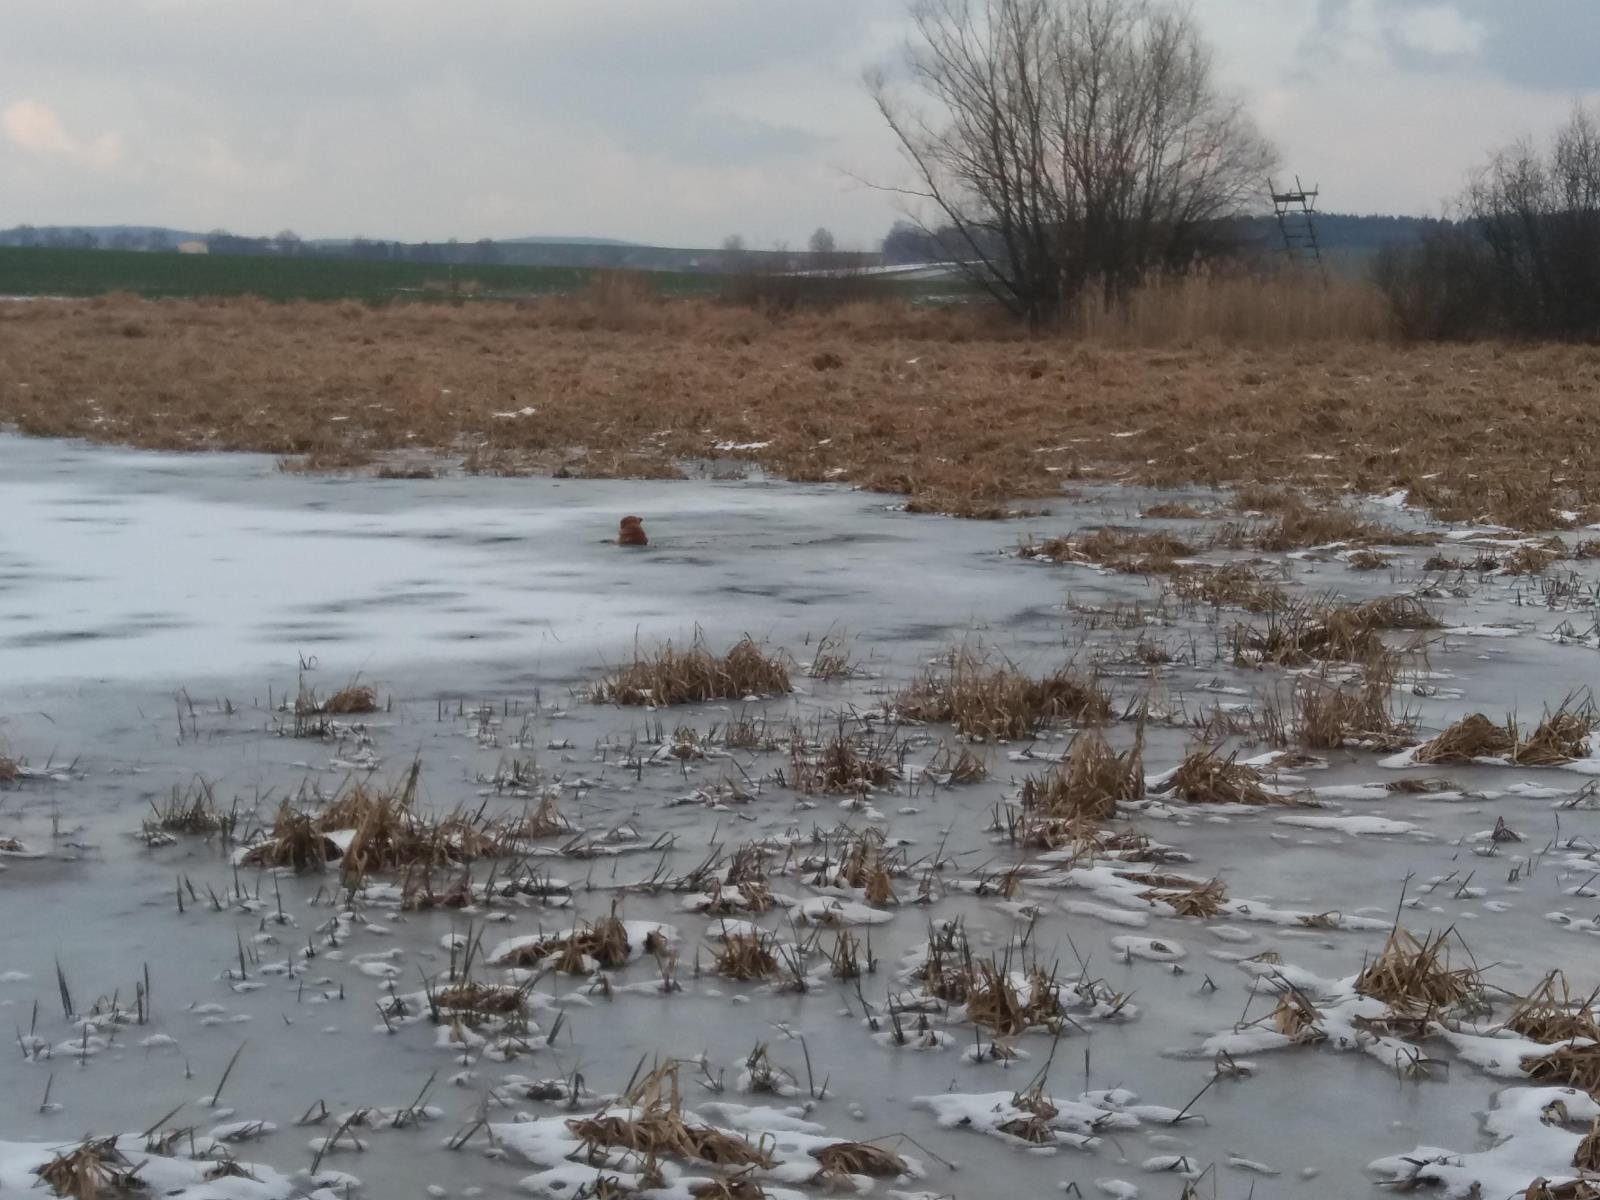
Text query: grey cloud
1311 0 1600 89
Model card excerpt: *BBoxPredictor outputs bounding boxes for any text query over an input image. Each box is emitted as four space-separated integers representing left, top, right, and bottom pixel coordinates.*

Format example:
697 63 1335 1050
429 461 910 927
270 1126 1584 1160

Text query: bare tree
1375 104 1600 340
871 0 1275 323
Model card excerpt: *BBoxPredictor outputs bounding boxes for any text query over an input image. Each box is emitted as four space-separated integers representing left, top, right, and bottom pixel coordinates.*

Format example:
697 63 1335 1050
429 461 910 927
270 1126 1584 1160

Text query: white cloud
1 98 122 169
1393 4 1487 57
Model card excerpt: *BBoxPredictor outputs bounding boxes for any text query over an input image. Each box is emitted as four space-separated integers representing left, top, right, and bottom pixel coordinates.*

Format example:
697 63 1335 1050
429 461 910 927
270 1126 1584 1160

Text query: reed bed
11 295 1600 530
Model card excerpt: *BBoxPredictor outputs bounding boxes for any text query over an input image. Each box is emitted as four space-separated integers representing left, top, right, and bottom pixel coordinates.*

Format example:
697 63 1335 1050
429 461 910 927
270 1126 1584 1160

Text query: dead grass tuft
965 958 1065 1036
1139 876 1228 918
1141 501 1209 519
1019 526 1194 572
1155 745 1287 806
1415 697 1596 766
1019 728 1143 821
810 1140 908 1181
322 682 378 714
1504 542 1564 576
1229 499 1434 553
1166 563 1288 614
1506 971 1600 1044
1263 658 1416 751
1355 928 1481 1015
891 649 1110 741
788 724 899 794
241 801 338 870
1520 700 1597 765
33 1136 141 1199
494 913 641 973
1523 1043 1600 1099
567 1062 775 1171
1414 712 1517 764
594 636 790 706
711 933 780 982
1346 549 1392 570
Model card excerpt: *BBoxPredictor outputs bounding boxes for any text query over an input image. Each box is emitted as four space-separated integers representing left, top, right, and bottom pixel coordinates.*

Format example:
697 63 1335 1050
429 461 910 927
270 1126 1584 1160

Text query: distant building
176 240 208 255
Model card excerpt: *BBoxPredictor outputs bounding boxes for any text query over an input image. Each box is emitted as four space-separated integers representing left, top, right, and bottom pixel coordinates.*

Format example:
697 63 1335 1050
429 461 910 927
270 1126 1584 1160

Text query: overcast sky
1 0 1595 248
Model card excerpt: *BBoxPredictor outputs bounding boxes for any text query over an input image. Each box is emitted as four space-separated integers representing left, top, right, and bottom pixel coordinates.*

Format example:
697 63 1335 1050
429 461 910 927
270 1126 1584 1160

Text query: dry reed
10 294 1600 530
891 649 1109 741
594 636 790 706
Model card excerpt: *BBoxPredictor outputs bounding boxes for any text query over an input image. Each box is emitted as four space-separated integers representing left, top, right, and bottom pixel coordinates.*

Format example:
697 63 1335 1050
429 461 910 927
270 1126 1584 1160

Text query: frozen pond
2 435 1600 1200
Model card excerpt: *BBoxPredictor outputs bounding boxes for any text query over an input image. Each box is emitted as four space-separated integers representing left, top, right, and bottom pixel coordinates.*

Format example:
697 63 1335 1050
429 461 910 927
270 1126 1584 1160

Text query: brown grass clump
0 756 17 784
1504 542 1563 575
892 649 1110 741
1346 549 1392 570
1138 877 1227 918
1414 713 1518 764
503 793 572 839
568 1062 775 1171
594 636 790 706
690 1174 768 1200
1019 729 1143 821
1506 972 1600 1044
150 780 235 836
1267 661 1416 751
1271 989 1325 1044
432 980 527 1021
240 801 339 870
965 959 1064 1036
1521 1180 1600 1200
926 742 989 783
1166 563 1288 614
1355 928 1481 1016
996 1082 1061 1143
1519 701 1597 765
1155 746 1285 806
805 635 857 681
1232 500 1435 553
1575 1120 1600 1173
789 726 898 794
1354 596 1443 630
322 682 378 714
712 933 780 982
1019 526 1195 572
1235 595 1435 667
492 912 645 973
810 1141 908 1180
1523 1043 1600 1098
33 1136 141 1199
1141 501 1209 519
1415 700 1595 766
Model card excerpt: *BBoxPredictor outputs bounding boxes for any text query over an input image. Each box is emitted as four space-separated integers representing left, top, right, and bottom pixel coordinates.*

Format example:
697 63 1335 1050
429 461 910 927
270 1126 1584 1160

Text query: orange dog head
618 515 648 546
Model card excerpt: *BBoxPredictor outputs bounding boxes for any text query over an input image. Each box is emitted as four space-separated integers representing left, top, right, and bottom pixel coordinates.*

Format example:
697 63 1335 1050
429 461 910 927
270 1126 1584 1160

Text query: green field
0 245 720 303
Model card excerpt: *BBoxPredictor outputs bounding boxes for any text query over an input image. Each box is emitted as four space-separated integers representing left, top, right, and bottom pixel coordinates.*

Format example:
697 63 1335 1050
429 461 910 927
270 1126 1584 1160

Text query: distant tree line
1375 105 1600 340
